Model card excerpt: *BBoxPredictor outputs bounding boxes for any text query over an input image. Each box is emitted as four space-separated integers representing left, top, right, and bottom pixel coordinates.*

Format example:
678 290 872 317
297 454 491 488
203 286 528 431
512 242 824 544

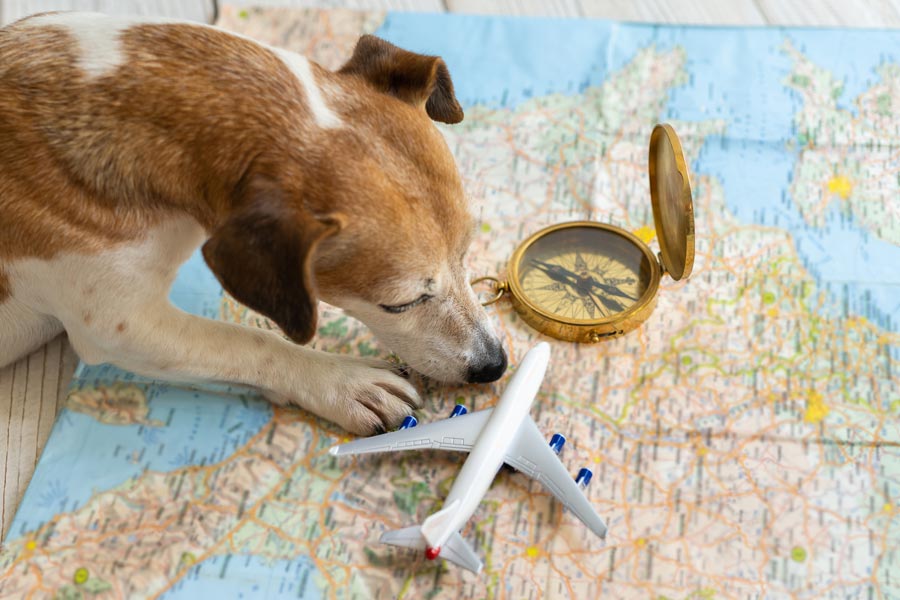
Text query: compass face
514 225 653 322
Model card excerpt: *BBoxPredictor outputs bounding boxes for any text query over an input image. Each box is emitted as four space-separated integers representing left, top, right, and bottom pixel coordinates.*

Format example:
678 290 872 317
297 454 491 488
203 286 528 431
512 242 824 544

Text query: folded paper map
1 6 898 599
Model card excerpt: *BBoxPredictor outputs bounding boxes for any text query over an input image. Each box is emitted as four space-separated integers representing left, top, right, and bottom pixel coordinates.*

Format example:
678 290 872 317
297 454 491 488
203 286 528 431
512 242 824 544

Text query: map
2 6 899 599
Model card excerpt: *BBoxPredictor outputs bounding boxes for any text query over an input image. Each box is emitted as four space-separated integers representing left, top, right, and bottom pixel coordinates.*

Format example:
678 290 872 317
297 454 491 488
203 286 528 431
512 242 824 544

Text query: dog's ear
202 184 344 345
339 34 464 124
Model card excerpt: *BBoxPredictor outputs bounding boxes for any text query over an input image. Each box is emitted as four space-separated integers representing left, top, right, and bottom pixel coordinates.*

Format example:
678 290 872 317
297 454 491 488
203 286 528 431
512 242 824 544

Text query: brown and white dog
0 12 507 435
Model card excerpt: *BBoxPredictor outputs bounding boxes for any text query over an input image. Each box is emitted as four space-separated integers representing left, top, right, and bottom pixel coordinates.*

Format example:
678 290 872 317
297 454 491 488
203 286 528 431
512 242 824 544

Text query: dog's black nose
466 346 508 383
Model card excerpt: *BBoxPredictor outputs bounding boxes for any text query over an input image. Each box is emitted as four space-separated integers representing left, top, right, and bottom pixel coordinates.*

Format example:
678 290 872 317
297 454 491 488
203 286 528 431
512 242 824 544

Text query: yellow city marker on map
633 224 656 243
827 175 852 199
803 390 830 424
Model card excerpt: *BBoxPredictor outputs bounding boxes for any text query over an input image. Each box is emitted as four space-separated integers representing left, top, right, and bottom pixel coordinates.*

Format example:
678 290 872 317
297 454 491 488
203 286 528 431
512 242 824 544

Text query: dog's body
0 12 506 434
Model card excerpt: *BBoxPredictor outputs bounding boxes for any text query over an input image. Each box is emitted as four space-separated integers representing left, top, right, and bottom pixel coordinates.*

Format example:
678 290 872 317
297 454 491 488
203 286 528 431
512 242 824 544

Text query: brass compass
474 124 695 343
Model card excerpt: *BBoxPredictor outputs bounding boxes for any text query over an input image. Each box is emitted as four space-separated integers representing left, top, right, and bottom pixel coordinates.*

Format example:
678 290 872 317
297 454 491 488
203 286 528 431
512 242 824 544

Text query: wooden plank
447 0 583 17
0 0 446 26
449 0 900 26
586 0 766 25
0 354 15 539
0 335 77 540
1 0 214 24
891 0 900 25
448 0 767 24
754 0 900 27
1 354 28 541
3 1 895 29
218 0 446 13
13 348 45 531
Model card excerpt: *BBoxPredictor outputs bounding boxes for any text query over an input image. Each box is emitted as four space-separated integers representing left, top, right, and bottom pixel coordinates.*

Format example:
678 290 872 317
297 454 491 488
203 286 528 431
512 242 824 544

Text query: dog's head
203 36 506 384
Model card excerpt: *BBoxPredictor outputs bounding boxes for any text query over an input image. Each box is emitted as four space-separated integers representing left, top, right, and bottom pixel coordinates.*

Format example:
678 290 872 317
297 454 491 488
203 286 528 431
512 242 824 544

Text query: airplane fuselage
421 343 550 552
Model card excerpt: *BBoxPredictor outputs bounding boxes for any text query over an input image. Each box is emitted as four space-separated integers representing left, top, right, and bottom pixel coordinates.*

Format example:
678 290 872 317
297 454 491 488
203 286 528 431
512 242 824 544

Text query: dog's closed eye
380 294 433 314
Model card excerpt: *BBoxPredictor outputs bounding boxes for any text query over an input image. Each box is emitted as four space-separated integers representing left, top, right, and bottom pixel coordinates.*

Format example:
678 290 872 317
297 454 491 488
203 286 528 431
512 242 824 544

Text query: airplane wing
504 418 608 538
329 409 493 457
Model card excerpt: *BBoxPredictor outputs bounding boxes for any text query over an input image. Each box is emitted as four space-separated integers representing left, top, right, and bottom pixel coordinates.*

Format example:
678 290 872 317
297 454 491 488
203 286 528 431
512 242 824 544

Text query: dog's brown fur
0 21 467 335
0 14 505 433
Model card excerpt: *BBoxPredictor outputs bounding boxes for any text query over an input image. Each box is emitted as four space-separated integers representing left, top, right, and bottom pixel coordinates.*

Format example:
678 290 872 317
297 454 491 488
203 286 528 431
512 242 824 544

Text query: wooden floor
1 0 898 542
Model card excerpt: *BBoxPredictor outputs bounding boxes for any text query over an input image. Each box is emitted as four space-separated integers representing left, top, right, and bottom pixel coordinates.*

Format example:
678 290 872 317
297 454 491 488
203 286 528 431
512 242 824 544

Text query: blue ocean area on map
379 13 900 334
159 554 322 600
9 377 272 537
167 244 225 317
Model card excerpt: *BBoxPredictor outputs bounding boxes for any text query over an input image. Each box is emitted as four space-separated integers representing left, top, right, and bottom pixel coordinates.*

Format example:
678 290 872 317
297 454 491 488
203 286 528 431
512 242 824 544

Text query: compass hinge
589 330 624 343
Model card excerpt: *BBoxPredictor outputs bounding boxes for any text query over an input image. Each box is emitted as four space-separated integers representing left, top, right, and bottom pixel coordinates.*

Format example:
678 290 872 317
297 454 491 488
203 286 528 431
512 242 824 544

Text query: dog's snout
466 344 508 383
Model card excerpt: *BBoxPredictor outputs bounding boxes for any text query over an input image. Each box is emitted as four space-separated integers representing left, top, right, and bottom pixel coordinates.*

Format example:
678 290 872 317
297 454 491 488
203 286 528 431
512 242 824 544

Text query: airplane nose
466 345 508 383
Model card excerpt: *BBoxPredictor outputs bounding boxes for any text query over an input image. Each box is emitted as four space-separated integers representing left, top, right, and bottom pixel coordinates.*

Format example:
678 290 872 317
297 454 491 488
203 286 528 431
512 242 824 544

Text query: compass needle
574 251 588 273
590 279 639 302
582 298 597 318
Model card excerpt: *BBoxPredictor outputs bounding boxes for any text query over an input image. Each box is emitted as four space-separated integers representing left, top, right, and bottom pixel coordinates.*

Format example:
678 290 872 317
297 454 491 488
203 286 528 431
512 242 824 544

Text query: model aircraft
329 342 607 574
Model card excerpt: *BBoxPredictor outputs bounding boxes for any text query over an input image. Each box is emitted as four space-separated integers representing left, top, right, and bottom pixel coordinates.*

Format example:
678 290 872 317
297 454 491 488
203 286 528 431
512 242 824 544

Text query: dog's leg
7 219 420 435
65 302 420 435
0 297 64 368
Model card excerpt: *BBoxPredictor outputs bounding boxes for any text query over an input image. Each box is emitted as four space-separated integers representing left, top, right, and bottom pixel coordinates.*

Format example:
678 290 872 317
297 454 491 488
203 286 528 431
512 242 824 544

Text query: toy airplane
329 342 607 574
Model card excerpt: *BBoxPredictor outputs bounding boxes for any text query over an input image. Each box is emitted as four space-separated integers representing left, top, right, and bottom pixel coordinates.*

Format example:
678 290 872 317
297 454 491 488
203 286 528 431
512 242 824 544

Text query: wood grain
0 0 448 25
0 0 895 543
754 0 900 27
219 0 446 11
447 0 767 24
0 0 215 24
0 336 78 540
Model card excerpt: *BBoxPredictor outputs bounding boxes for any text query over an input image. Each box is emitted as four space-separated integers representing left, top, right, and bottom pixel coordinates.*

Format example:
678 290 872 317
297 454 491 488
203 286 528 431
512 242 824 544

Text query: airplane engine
549 433 566 454
450 404 468 418
575 467 593 489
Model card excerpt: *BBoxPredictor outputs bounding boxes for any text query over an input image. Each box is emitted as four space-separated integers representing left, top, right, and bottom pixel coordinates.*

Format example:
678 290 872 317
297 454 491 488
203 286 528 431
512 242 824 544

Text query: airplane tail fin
379 525 482 574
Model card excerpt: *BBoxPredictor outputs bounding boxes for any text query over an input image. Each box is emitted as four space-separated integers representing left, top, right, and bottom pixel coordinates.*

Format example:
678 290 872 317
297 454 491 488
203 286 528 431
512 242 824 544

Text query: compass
474 124 695 343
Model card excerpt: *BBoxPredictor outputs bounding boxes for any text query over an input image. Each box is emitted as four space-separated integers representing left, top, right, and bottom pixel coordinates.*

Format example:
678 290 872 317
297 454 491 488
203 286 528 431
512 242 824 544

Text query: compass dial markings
518 233 648 321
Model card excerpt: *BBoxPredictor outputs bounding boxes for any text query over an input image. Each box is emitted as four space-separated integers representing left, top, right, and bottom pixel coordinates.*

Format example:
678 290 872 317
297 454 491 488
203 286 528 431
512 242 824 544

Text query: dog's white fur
22 12 133 77
275 49 344 129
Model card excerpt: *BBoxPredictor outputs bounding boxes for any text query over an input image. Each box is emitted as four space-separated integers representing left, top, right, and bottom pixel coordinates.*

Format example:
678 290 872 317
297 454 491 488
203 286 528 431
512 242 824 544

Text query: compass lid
648 123 695 281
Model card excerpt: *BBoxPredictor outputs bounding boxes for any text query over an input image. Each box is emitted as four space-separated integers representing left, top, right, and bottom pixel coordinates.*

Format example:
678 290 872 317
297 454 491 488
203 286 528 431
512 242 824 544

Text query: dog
0 12 507 435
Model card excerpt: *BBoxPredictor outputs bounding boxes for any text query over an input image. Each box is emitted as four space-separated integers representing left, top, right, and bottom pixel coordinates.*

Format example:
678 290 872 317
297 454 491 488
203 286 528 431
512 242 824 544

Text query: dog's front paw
272 355 423 436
